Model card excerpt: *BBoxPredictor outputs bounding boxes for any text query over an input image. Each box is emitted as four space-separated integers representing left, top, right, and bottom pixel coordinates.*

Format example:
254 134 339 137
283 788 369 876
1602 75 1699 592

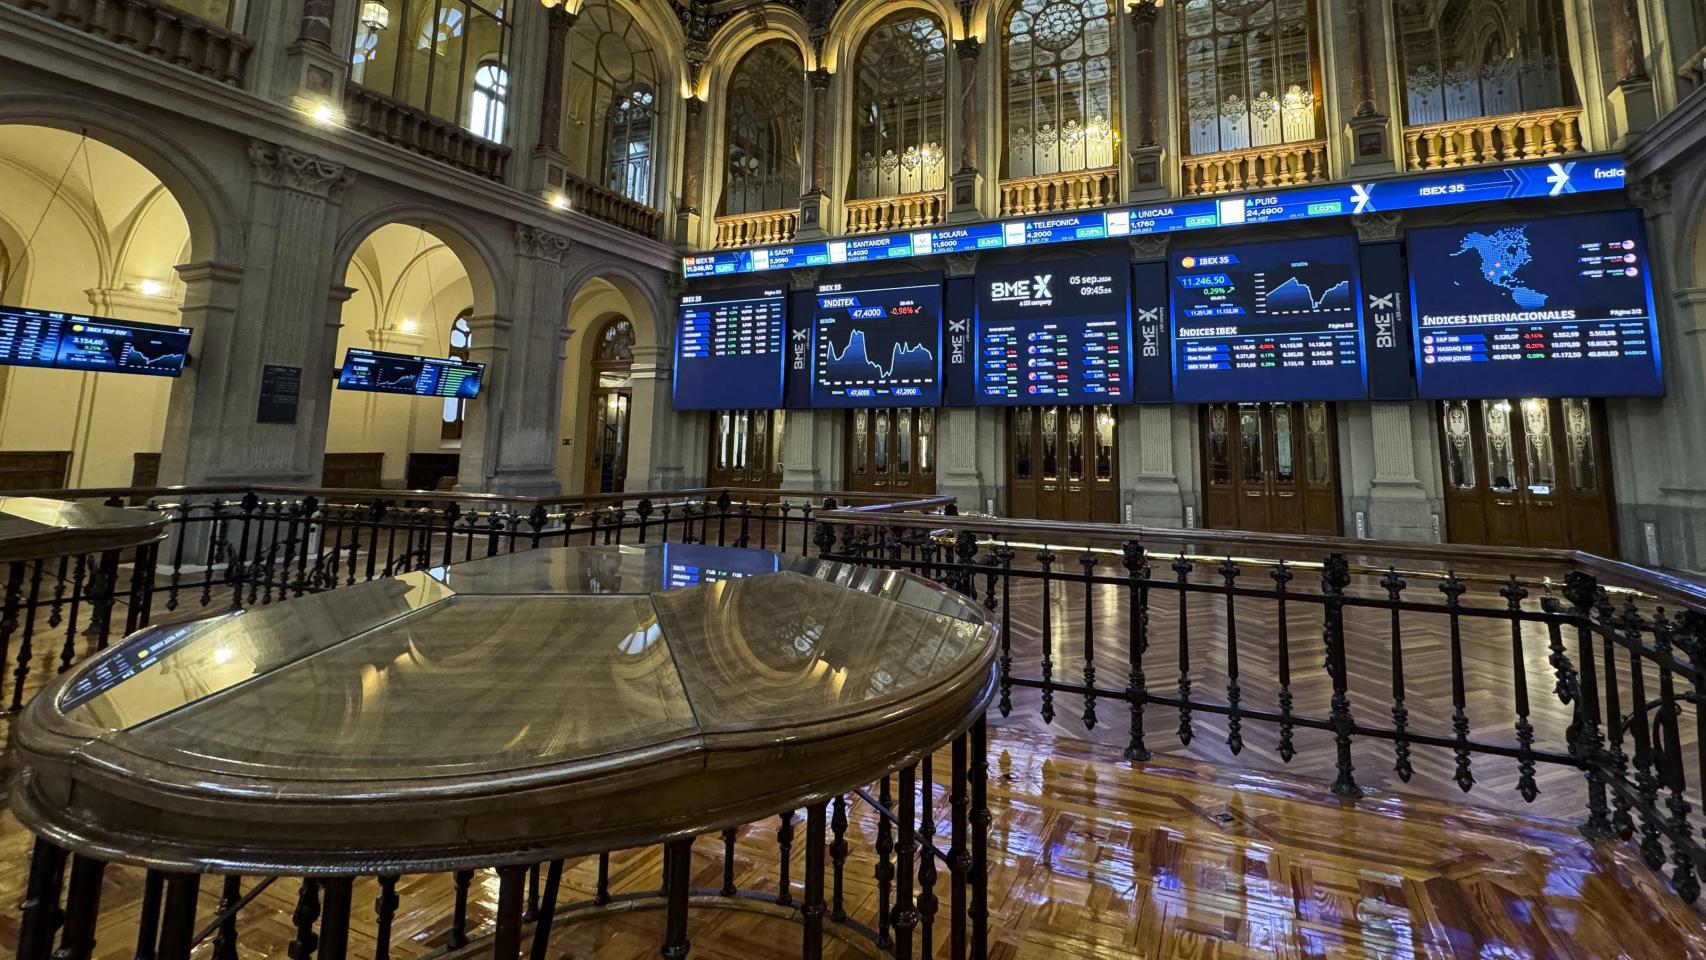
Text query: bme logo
990 274 1053 302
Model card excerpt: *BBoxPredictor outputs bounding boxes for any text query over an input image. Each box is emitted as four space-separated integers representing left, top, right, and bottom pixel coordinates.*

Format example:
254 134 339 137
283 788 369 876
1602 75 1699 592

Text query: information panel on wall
1169 236 1368 402
1407 209 1662 399
673 285 788 410
974 254 1132 405
0 306 190 378
336 348 485 399
811 273 943 408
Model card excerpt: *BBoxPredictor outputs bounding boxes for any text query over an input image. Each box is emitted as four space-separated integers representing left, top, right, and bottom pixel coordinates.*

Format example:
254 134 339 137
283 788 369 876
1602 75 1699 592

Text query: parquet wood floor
2 731 1703 960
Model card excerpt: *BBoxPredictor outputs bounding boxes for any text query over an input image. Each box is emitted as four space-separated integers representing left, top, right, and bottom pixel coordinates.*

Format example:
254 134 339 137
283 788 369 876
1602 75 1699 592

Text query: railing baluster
875 775 894 950
1322 554 1359 798
1564 571 1614 839
918 755 938 956
1038 547 1056 724
374 875 399 960
721 828 738 896
1272 561 1295 762
1500 577 1539 801
830 796 849 921
1597 591 1635 838
893 763 918 960
1383 568 1411 781
1122 543 1151 760
448 869 472 948
1626 601 1663 865
776 810 796 906
1220 558 1243 754
1173 555 1194 745
1080 549 1098 730
210 875 240 960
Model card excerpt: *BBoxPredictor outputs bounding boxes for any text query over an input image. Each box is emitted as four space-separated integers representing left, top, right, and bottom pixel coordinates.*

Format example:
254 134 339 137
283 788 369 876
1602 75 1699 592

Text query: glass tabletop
52 544 994 782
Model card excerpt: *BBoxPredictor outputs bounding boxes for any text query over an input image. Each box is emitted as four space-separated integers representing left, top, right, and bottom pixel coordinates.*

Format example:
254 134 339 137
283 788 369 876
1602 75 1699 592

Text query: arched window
469 61 509 142
564 1 660 206
1178 0 1323 156
1002 0 1118 179
1394 0 1575 126
722 41 805 216
595 317 635 361
852 13 948 199
348 1 512 141
442 310 473 441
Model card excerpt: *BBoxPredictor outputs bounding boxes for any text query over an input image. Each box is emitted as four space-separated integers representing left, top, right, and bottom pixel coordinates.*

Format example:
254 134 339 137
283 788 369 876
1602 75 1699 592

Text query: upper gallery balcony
8 0 252 85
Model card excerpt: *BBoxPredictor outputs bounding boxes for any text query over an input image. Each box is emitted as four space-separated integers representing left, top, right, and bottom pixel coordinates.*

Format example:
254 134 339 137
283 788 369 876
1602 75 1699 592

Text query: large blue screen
1408 210 1662 399
337 349 484 398
1169 236 1368 402
811 274 943 408
673 285 788 410
974 254 1132 405
0 306 190 378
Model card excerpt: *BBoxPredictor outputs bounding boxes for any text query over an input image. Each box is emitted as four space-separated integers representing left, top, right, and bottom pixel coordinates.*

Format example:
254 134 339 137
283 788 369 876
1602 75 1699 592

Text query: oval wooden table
11 542 998 960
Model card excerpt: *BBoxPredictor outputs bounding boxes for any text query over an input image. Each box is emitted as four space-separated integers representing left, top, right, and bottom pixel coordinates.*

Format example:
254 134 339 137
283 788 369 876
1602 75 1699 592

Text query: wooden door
1201 402 1341 536
707 410 786 490
1006 405 1119 522
844 407 937 496
1439 398 1616 556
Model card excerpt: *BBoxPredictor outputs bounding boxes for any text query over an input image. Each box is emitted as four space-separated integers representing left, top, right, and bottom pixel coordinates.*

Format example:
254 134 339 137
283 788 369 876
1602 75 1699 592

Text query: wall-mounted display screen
0 306 190 378
975 254 1132 405
1408 209 1662 399
673 285 788 410
811 273 943 408
1169 236 1367 402
336 348 484 398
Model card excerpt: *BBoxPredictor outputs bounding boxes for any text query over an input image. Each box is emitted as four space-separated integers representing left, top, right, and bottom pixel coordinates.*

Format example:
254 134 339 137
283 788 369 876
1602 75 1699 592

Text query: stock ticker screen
1407 209 1662 399
811 273 943 408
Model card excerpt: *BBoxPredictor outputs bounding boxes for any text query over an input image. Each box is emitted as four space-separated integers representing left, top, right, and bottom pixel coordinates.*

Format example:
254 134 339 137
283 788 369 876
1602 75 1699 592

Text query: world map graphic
1451 227 1550 309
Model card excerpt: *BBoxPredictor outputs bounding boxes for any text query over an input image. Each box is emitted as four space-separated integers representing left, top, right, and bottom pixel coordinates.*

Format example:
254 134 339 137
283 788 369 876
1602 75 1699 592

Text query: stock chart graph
811 276 943 406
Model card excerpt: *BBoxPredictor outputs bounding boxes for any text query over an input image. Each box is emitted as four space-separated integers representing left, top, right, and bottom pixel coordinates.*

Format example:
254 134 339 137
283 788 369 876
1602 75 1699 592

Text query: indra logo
990 274 1053 304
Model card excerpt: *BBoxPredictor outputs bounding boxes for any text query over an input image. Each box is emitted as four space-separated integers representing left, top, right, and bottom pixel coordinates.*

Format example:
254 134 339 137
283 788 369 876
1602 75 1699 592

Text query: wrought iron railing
811 505 1706 906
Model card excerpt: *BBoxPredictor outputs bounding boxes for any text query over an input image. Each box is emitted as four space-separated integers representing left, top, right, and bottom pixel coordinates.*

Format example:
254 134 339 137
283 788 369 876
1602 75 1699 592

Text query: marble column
1125 1 1165 194
948 38 985 221
285 0 347 101
1605 0 1656 139
529 6 577 195
458 225 576 495
798 69 833 239
167 142 352 486
677 95 706 245
1341 0 1393 168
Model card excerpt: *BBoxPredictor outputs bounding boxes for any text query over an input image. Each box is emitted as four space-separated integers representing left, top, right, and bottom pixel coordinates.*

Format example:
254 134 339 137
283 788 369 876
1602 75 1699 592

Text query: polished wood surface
0 496 166 563
11 548 996 874
2 729 1700 959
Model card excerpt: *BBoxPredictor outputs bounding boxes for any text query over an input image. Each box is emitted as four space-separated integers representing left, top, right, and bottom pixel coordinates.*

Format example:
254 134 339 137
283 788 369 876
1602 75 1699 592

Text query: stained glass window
1003 0 1119 177
853 14 948 199
1178 0 1322 156
723 41 805 215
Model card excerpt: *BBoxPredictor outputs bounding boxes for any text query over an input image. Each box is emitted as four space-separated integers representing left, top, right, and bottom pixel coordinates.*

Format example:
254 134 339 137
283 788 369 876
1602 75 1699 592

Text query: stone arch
1682 173 1706 291
0 95 240 267
699 7 816 99
330 204 507 319
560 258 668 350
823 0 961 71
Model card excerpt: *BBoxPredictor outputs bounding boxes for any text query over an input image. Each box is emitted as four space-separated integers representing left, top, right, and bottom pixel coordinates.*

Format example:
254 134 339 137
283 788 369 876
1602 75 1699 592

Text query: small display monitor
0 306 191 377
974 254 1132 406
1169 235 1368 402
811 273 943 408
1407 209 1662 399
336 348 484 399
673 285 788 410
662 543 781 590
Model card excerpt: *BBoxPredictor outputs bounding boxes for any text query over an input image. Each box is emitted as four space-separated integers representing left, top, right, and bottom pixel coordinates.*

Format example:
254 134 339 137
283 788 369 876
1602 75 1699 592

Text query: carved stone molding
514 224 574 263
1627 173 1673 213
1128 234 1169 261
944 252 979 278
1352 211 1403 243
955 37 981 61
248 141 355 198
1126 0 1160 25
791 267 822 290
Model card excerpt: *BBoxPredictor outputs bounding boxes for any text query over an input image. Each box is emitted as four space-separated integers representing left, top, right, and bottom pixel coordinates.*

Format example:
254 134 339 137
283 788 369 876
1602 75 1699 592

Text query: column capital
944 252 979 278
1352 211 1402 243
954 37 981 61
809 67 832 90
248 141 356 199
1125 0 1160 25
464 314 514 340
174 261 245 286
514 223 574 263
